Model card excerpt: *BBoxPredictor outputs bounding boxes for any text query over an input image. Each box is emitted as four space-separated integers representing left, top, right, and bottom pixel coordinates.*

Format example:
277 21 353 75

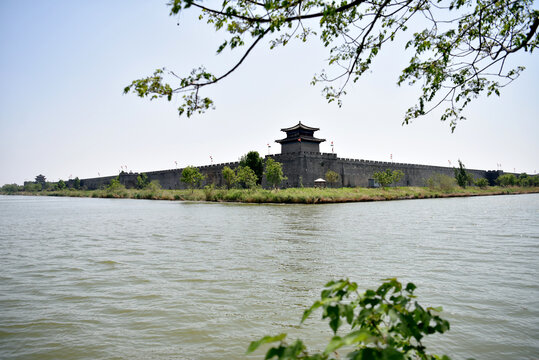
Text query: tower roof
280 121 320 132
275 121 325 144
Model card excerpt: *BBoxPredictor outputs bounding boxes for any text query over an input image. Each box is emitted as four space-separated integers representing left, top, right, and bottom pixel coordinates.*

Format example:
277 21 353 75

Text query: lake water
0 194 538 359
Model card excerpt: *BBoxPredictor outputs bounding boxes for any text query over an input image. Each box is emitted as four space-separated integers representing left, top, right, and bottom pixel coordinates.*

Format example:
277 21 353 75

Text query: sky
1 0 537 185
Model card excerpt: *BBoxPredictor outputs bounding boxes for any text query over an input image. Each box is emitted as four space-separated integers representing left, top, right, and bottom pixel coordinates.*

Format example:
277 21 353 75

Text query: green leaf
246 333 287 353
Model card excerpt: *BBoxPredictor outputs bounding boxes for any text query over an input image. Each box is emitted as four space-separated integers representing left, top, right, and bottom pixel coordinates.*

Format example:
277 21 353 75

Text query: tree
125 0 538 130
136 173 150 189
497 173 516 187
454 160 473 188
180 166 205 192
222 166 237 189
1 184 19 194
239 151 264 185
475 177 489 189
57 179 67 190
236 165 258 189
325 170 341 188
373 169 405 188
247 278 451 359
265 158 287 189
73 177 81 190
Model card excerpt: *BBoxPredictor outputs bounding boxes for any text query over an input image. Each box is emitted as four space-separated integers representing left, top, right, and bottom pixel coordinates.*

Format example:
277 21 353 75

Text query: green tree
325 170 341 188
1 184 19 194
222 166 237 190
265 158 287 189
373 169 405 188
180 166 205 192
136 173 150 189
497 173 517 187
247 278 451 359
516 173 531 187
57 179 67 190
73 177 81 190
125 1 538 130
475 177 489 189
239 151 264 185
24 182 42 192
236 165 258 189
454 160 473 188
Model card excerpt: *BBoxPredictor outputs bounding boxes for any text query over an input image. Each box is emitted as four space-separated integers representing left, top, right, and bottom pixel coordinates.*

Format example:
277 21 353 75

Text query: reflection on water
0 194 538 359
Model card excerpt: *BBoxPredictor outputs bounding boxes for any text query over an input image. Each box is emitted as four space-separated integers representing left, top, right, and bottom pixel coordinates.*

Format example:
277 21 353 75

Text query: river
0 194 538 359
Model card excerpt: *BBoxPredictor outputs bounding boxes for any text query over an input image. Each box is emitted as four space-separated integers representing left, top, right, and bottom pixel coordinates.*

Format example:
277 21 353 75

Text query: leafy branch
125 0 538 129
247 278 452 359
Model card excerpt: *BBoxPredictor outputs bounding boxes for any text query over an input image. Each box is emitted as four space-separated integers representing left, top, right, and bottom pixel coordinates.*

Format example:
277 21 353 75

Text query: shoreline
2 186 538 204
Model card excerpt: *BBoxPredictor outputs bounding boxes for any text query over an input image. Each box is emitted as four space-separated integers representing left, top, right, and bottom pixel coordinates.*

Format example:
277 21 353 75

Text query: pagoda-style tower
275 122 326 154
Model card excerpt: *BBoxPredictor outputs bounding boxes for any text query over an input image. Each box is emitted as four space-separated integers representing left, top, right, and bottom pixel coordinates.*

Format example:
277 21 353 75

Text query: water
0 194 538 359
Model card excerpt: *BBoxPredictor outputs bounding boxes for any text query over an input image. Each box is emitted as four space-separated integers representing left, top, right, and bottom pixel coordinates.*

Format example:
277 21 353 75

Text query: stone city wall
78 152 492 190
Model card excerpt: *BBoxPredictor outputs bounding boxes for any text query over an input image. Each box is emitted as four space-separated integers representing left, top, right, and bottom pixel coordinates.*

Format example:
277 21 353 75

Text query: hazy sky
1 1 537 185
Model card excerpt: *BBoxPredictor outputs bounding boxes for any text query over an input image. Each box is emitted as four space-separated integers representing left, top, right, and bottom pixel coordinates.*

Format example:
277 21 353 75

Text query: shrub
248 278 451 359
57 180 67 190
1 183 20 194
475 178 489 189
325 170 340 188
373 169 404 188
497 173 516 187
136 173 150 189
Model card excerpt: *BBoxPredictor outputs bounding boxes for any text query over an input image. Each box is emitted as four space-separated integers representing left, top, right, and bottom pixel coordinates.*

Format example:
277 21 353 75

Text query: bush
373 169 404 188
136 173 150 189
248 278 451 359
475 178 489 189
426 173 456 192
497 173 516 187
325 170 340 188
1 183 20 194
24 182 42 192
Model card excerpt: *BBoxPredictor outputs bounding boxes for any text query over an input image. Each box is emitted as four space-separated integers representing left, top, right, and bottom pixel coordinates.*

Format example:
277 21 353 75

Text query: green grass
4 185 538 204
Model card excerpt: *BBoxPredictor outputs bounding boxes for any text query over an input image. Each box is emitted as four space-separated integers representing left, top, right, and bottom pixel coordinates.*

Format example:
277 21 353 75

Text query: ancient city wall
269 152 487 188
79 152 491 190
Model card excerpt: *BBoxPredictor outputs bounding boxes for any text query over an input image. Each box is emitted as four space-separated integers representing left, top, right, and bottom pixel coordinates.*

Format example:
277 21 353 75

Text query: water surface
0 194 538 359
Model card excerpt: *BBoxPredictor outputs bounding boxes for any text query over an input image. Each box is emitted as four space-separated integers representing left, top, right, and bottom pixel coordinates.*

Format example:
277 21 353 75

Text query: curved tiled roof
280 121 320 132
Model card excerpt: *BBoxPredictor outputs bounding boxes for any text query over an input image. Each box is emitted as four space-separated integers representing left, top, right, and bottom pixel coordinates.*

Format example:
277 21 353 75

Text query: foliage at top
247 278 451 359
125 0 538 130
373 169 405 188
239 151 264 185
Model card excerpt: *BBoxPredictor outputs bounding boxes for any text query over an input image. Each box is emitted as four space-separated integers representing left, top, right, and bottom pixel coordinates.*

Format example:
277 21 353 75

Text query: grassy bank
4 186 538 204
